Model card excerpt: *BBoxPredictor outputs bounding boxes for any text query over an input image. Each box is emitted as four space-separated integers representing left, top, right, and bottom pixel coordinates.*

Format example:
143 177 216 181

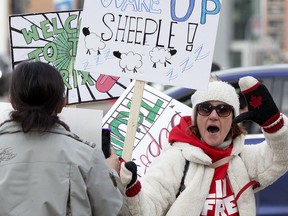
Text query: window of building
268 5 283 14
233 0 253 40
230 51 242 67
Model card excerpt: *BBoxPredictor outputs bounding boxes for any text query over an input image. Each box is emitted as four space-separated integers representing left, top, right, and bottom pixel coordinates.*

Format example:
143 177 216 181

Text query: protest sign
0 102 103 145
75 0 222 161
102 81 192 176
75 0 222 90
9 10 131 105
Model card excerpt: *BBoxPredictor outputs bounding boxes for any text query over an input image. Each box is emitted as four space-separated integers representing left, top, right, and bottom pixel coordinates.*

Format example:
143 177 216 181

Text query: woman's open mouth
207 125 220 133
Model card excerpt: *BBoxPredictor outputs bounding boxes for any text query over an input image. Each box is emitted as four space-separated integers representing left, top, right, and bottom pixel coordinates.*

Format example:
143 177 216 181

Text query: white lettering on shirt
201 178 238 215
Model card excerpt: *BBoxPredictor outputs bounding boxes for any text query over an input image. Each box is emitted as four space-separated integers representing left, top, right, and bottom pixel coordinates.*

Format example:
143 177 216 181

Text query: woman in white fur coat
120 76 288 216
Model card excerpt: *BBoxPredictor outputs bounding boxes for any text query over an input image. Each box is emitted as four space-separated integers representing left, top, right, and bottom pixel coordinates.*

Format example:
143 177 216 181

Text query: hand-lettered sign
102 81 192 177
9 10 131 105
75 0 222 90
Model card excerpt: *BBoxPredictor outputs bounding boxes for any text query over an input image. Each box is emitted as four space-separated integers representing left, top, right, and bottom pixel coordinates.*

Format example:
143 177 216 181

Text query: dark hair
6 61 70 132
211 62 221 72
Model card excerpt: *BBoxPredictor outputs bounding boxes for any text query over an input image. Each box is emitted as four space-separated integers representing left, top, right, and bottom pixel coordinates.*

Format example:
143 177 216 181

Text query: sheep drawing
113 51 143 73
149 47 177 68
82 27 106 55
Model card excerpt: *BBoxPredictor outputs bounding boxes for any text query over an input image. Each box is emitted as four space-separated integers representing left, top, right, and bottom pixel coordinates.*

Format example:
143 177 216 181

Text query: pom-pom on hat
191 80 239 125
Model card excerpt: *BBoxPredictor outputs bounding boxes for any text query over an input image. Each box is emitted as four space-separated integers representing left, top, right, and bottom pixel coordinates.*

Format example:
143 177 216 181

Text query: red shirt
201 171 239 215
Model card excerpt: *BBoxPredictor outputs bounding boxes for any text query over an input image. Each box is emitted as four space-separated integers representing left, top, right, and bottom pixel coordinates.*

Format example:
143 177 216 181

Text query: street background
1 0 288 97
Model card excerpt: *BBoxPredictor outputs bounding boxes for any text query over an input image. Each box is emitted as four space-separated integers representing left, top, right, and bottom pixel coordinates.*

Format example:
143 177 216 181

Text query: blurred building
263 0 288 62
1 0 288 69
226 0 288 68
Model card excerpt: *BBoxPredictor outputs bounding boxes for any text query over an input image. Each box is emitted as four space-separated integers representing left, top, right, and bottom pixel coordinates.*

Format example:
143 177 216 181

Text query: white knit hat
191 80 239 125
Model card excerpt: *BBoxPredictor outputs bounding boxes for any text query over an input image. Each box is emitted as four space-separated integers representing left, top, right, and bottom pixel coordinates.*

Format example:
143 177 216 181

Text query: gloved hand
119 159 141 197
233 76 283 133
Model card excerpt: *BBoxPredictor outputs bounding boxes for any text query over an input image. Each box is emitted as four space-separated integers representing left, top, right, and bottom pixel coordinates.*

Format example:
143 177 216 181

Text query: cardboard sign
9 10 131 105
0 102 103 146
102 81 192 176
75 0 222 90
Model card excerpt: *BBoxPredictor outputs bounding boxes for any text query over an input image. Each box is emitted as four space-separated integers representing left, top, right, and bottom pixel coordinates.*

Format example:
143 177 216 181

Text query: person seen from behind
120 76 288 215
0 61 129 216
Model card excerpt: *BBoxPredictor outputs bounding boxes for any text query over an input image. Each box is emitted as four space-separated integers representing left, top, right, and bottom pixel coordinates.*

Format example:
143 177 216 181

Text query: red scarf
169 116 232 163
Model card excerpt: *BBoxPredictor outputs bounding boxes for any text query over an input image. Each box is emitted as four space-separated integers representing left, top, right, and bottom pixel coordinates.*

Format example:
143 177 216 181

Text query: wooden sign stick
122 80 145 161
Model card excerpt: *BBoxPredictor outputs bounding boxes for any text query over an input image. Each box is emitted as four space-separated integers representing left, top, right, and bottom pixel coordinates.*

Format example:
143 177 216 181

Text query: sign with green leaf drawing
9 10 131 105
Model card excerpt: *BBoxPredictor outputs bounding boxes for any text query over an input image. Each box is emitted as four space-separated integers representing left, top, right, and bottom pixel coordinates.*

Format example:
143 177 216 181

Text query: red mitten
233 76 283 133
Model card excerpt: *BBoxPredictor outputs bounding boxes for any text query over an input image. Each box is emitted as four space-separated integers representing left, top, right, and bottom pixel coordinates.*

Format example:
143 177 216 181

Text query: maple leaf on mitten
233 76 283 133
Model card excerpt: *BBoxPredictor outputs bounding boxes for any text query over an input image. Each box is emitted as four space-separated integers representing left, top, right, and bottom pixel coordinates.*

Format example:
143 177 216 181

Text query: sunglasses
196 103 234 117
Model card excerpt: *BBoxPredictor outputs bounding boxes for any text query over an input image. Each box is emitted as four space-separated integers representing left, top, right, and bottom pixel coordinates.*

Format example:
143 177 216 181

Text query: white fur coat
123 115 288 216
